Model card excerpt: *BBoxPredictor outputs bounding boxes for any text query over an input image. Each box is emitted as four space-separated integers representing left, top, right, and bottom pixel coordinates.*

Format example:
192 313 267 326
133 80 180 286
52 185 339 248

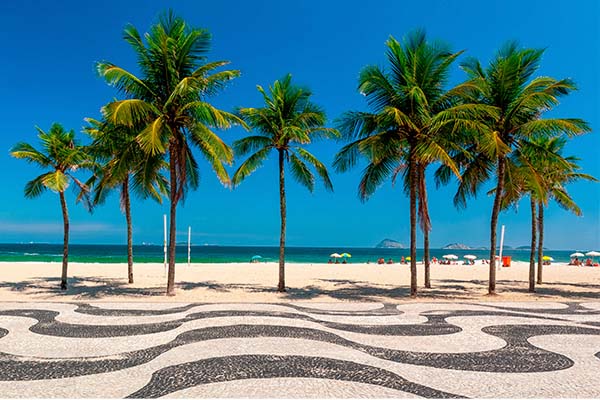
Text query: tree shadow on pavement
1 276 597 302
0 276 165 299
437 279 600 300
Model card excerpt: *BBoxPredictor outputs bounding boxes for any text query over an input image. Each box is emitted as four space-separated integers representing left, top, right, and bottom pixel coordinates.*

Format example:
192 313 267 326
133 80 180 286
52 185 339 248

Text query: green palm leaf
23 173 51 198
294 147 334 191
288 153 315 192
137 117 168 155
10 142 53 167
233 135 272 156
42 170 69 192
231 147 271 187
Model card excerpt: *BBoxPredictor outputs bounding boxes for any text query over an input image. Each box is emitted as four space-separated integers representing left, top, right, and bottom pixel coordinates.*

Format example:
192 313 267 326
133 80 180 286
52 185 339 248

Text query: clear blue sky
1 0 598 249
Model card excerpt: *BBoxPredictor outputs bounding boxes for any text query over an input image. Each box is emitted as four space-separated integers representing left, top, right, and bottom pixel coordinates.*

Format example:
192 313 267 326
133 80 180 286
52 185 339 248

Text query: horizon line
0 242 589 252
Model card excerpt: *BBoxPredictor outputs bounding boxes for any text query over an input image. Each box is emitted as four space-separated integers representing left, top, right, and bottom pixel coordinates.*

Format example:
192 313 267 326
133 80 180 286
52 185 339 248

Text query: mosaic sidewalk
0 301 599 398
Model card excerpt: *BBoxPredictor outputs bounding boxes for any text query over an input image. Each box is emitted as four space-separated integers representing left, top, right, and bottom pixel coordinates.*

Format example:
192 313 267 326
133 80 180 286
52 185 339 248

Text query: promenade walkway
0 301 599 398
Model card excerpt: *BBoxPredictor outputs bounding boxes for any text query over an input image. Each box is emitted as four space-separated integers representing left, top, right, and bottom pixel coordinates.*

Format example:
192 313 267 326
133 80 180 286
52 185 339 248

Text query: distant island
441 243 521 250
375 239 407 249
374 241 539 251
515 245 548 250
442 243 473 250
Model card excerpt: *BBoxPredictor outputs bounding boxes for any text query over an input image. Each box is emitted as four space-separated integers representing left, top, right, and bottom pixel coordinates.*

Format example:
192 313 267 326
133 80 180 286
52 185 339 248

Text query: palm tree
85 117 168 284
391 159 433 288
334 31 481 297
438 42 590 295
496 136 595 291
10 123 91 290
97 11 243 295
527 136 597 284
492 141 556 292
232 74 337 292
392 160 433 288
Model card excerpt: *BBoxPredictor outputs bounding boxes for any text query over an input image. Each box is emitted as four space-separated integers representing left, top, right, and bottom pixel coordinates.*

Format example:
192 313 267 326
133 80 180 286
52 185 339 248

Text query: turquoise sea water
0 243 585 264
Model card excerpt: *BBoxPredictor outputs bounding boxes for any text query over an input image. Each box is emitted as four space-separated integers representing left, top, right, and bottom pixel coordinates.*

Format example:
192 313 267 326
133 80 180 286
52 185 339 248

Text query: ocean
0 243 584 264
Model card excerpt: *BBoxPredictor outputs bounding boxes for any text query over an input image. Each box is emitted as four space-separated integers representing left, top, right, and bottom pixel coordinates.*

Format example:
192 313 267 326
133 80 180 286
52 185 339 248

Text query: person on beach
387 258 394 264
377 257 385 265
327 259 333 264
432 256 438 264
401 256 405 264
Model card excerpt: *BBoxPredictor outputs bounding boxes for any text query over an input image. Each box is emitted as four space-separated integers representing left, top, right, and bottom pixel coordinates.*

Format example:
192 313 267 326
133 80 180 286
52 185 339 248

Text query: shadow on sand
0 276 598 301
437 279 600 300
0 277 165 299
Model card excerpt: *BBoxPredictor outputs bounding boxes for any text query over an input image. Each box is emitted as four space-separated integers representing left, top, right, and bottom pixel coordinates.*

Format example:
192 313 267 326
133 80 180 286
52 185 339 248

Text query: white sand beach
0 261 598 302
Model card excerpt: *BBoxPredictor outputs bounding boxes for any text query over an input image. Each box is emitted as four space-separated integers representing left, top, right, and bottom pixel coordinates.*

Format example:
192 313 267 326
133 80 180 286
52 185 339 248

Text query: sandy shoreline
0 261 598 303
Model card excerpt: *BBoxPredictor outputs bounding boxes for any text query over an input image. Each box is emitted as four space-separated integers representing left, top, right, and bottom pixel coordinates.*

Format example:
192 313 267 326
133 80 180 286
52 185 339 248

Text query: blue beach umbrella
251 255 262 260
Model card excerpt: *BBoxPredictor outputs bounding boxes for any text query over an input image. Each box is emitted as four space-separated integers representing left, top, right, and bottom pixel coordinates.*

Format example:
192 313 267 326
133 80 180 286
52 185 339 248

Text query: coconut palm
392 159 434 288
436 42 590 294
97 11 243 295
496 136 595 291
493 140 558 292
232 74 338 292
334 31 484 297
10 123 91 290
527 136 597 284
85 117 168 283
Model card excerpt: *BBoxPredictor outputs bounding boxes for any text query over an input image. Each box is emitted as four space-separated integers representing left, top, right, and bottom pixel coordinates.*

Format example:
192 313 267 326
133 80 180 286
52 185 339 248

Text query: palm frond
294 147 334 191
232 135 272 156
103 99 158 128
185 101 246 130
10 143 53 167
518 118 591 137
189 123 234 164
96 62 153 98
41 170 69 193
231 147 271 187
288 152 315 192
190 129 231 187
333 138 365 173
358 156 399 201
137 117 168 155
23 173 51 198
335 111 380 141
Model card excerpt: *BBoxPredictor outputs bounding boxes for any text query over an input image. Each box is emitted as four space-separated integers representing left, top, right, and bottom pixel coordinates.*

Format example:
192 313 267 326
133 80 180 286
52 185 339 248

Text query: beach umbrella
570 252 585 258
405 256 411 261
251 255 262 260
443 254 458 260
464 255 477 260
340 253 352 258
542 256 554 261
330 253 342 258
585 251 600 264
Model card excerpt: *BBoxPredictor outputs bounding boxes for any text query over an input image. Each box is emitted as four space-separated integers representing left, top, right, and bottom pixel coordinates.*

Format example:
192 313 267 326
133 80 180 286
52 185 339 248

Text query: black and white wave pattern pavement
0 301 599 398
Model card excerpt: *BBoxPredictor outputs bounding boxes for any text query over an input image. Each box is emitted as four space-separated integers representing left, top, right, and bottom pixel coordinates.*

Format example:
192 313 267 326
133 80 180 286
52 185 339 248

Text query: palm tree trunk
488 156 506 295
424 229 430 288
419 166 431 289
409 149 418 297
537 202 544 284
166 147 178 296
529 197 536 293
278 149 286 292
59 191 69 290
123 177 134 284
